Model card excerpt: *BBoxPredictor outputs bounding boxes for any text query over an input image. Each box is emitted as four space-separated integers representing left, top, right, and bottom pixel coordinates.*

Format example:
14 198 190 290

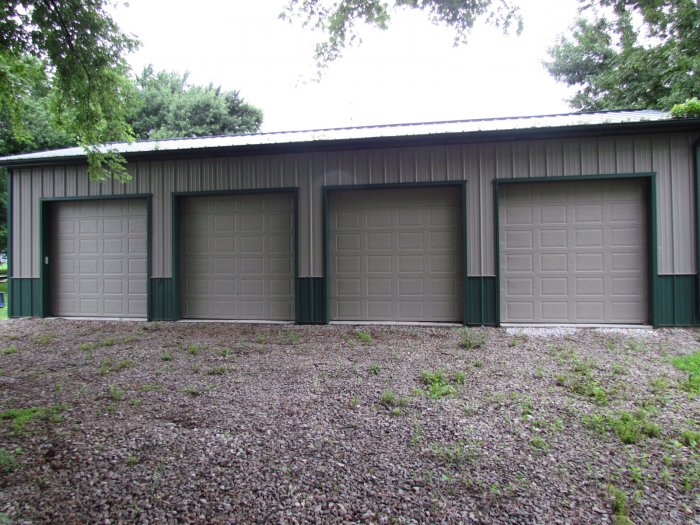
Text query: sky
112 0 582 133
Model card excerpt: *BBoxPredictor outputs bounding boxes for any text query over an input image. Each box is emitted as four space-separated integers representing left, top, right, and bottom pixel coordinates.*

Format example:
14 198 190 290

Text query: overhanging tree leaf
545 0 700 111
1 0 139 180
281 0 522 70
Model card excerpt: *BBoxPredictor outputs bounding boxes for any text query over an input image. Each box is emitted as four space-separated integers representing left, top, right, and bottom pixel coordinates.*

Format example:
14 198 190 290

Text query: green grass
457 327 485 349
0 447 21 474
0 279 7 321
0 405 68 433
671 351 700 395
583 410 661 444
355 331 373 344
420 369 458 399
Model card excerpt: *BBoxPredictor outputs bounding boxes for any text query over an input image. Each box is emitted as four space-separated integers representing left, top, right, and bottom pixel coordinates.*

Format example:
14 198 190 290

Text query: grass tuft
457 327 486 349
0 405 68 433
421 369 457 399
671 351 700 395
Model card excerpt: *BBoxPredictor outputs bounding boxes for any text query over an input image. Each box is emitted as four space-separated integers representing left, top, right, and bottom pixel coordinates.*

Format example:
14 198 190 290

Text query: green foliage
354 330 373 344
1 0 139 180
458 327 486 349
671 97 700 118
679 429 699 448
429 439 482 465
529 436 548 451
421 369 457 399
1 345 17 355
545 0 700 111
380 389 409 407
129 65 263 140
671 351 700 395
583 410 661 444
282 0 522 70
0 404 68 432
0 447 21 474
205 366 227 376
608 485 632 525
109 385 126 401
99 358 135 375
368 364 380 375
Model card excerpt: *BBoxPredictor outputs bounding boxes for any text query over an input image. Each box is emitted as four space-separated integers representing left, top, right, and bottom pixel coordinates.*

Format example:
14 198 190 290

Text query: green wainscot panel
149 278 179 321
465 277 497 326
654 275 700 327
9 278 43 318
297 277 325 324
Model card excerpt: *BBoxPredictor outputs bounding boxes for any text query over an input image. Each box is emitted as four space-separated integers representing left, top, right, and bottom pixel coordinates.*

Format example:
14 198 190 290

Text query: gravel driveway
0 319 698 524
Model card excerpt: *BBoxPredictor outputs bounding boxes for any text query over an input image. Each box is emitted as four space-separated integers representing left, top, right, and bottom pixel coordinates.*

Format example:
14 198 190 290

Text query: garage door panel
500 180 647 324
330 187 462 322
181 193 294 320
51 199 148 318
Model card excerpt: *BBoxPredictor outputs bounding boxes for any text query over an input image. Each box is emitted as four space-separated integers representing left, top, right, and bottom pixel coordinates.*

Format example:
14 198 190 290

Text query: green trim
149 278 177 320
493 173 657 326
6 170 12 317
9 278 41 317
292 189 300 324
654 275 700 327
465 277 497 325
171 188 299 322
39 195 152 318
695 140 700 318
462 183 469 325
493 182 501 325
297 277 324 324
322 181 468 324
171 194 182 320
322 187 329 323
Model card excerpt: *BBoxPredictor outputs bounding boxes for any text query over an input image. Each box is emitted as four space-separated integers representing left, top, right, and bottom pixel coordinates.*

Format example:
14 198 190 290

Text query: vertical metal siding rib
616 137 635 173
580 139 598 174
670 135 694 274
546 141 564 176
562 139 581 176
598 138 617 173
653 136 673 275
479 143 496 275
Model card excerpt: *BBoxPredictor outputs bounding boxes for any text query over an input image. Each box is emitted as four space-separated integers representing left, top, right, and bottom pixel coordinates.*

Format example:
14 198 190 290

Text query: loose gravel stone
0 320 697 524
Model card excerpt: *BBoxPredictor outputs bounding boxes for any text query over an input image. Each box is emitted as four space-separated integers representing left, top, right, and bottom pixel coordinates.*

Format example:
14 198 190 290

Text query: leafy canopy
130 66 263 140
1 0 138 180
282 0 522 69
545 0 700 111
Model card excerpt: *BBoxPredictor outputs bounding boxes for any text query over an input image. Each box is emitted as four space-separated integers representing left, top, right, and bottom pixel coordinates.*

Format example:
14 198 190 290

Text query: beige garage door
51 199 148 318
329 187 462 322
499 179 647 324
181 193 294 320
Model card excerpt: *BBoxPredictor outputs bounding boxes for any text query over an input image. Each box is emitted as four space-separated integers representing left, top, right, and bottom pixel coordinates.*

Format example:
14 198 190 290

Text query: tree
0 57 76 258
1 0 138 180
129 66 263 140
282 0 522 69
545 0 700 111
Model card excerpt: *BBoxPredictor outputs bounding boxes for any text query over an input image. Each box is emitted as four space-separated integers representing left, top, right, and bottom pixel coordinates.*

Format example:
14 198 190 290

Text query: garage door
51 199 148 318
329 186 462 322
181 193 294 320
499 179 647 324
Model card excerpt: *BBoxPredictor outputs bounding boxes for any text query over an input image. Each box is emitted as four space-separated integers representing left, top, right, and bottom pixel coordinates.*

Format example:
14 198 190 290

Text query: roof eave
1 117 699 170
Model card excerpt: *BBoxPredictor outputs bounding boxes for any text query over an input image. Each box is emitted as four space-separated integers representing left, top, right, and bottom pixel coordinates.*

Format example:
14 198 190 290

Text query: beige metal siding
10 132 699 281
